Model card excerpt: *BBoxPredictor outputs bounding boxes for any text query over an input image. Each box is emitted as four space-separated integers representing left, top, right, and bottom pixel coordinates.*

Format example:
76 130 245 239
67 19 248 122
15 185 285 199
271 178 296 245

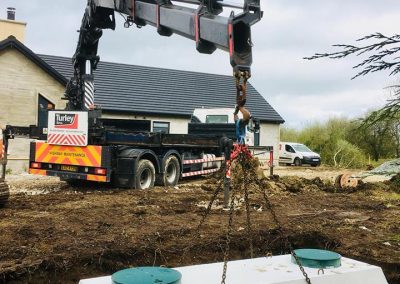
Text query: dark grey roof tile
38 54 284 123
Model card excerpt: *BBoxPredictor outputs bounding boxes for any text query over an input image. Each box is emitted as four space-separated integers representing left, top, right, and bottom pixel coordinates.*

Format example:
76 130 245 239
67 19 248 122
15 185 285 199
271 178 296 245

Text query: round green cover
112 267 182 284
291 249 341 269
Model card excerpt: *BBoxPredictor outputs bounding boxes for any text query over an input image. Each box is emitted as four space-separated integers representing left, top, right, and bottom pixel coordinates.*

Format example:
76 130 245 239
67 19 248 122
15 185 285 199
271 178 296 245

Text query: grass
389 234 400 242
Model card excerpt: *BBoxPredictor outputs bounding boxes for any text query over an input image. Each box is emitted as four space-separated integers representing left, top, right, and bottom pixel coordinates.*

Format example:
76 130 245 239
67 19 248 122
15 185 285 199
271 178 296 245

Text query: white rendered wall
259 123 280 166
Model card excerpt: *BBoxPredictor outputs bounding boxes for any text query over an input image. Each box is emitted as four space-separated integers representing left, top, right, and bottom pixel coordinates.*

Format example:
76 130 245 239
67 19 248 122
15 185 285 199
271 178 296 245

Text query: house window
153 121 170 134
206 115 228 123
38 94 55 129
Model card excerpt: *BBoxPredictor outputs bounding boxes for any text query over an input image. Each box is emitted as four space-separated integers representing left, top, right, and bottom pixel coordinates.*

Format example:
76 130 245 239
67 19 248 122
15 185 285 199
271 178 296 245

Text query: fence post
269 149 274 177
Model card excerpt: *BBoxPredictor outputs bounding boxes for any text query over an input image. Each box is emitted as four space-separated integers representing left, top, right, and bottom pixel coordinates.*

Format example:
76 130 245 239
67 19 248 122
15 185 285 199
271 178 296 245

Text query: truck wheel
294 158 302 167
162 156 180 187
0 182 10 208
135 159 155 190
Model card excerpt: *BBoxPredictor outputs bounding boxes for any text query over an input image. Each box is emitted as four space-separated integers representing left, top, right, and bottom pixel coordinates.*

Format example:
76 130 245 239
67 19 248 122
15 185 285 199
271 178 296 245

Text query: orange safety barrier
34 142 102 167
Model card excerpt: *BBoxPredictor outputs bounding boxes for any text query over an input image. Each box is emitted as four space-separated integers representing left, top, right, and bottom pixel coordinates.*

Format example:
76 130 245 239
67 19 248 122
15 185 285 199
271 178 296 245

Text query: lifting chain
221 151 254 284
221 178 238 284
258 180 312 284
179 176 225 263
225 148 312 284
234 71 250 112
187 70 311 284
240 153 254 258
188 146 312 284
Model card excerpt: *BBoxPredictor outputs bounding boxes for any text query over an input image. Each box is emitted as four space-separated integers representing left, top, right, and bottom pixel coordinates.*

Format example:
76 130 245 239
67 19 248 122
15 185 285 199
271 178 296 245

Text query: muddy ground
0 170 399 284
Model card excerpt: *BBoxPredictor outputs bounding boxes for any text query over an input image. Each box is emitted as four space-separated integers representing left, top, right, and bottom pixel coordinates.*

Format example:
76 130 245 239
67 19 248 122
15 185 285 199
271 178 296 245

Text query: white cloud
271 88 390 128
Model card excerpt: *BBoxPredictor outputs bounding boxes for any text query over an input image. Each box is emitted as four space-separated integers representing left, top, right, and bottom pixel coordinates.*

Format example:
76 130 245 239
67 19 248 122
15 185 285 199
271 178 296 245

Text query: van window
292 144 312 152
285 145 295 153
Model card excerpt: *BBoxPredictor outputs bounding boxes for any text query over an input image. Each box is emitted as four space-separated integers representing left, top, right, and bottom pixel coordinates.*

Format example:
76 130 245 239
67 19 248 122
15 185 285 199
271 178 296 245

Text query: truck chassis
27 117 232 189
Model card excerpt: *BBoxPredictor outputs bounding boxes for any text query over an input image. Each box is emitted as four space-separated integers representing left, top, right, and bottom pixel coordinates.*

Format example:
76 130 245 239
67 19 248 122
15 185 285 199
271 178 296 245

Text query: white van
279 142 321 167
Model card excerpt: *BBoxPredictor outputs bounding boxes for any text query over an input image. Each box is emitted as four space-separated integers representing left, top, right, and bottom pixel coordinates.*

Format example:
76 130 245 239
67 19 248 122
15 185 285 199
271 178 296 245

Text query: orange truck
4 0 261 192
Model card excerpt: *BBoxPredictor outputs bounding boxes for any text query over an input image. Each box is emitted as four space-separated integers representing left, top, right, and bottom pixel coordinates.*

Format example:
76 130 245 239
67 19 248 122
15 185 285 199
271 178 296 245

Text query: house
0 12 284 172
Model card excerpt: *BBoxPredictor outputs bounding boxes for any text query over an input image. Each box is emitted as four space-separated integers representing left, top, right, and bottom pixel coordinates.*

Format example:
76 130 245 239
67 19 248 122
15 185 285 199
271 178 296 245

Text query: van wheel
294 158 302 167
135 159 155 190
156 156 180 187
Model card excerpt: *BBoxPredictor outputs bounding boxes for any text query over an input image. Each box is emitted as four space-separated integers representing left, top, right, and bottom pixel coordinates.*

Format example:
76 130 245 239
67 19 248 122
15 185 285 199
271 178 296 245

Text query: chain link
240 154 254 259
221 177 238 284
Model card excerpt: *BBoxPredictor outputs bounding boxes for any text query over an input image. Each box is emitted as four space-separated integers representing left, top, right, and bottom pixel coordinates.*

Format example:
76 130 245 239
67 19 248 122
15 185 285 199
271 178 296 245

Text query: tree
333 139 365 168
348 114 394 161
361 109 400 158
280 127 300 142
304 33 400 115
389 118 400 158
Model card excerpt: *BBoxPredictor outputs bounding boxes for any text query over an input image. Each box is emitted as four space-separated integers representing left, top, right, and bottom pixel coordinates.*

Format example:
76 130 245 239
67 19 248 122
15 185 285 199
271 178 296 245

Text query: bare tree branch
306 33 400 123
304 33 400 79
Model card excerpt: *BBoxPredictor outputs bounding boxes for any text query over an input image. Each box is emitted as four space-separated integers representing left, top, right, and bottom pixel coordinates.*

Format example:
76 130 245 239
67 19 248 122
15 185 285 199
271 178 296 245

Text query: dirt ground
0 167 399 284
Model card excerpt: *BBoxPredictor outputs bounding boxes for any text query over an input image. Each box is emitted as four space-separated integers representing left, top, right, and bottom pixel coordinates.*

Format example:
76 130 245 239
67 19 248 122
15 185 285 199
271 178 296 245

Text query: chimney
7 7 16 21
0 7 26 43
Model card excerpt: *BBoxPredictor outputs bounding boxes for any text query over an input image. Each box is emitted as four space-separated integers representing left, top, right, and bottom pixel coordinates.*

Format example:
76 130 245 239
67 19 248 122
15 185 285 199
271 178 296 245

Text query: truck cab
279 142 321 167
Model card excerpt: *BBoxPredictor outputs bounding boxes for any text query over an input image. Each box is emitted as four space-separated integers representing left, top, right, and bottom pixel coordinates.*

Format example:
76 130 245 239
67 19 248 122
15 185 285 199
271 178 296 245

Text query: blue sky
1 0 399 128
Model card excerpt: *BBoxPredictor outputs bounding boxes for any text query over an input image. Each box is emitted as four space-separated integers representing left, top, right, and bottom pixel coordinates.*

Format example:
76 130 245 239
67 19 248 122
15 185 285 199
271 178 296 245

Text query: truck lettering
54 114 79 129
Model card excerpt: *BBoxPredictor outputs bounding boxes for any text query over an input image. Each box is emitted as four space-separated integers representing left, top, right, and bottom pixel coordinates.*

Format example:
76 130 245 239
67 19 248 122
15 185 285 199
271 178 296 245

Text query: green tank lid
112 267 182 284
291 249 341 269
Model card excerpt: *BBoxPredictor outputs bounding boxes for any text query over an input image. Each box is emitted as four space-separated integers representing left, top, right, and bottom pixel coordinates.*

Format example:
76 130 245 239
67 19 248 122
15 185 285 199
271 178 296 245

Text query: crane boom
65 0 262 111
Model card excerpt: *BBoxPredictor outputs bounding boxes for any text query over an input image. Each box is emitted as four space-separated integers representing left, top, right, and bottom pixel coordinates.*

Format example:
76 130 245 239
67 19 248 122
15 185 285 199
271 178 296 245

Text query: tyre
294 158 302 167
159 156 180 187
0 182 10 208
135 159 155 190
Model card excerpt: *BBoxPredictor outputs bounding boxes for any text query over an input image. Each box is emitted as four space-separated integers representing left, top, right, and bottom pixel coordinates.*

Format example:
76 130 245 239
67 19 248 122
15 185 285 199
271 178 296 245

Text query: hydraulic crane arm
65 0 262 111
99 0 262 70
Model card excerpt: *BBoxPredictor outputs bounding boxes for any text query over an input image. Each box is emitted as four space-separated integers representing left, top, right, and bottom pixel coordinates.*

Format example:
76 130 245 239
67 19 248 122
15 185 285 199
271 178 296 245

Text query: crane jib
91 0 262 72
66 0 262 112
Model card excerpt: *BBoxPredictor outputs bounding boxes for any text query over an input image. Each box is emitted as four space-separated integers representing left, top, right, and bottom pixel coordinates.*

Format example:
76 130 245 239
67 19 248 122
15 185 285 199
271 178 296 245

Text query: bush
332 139 366 168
